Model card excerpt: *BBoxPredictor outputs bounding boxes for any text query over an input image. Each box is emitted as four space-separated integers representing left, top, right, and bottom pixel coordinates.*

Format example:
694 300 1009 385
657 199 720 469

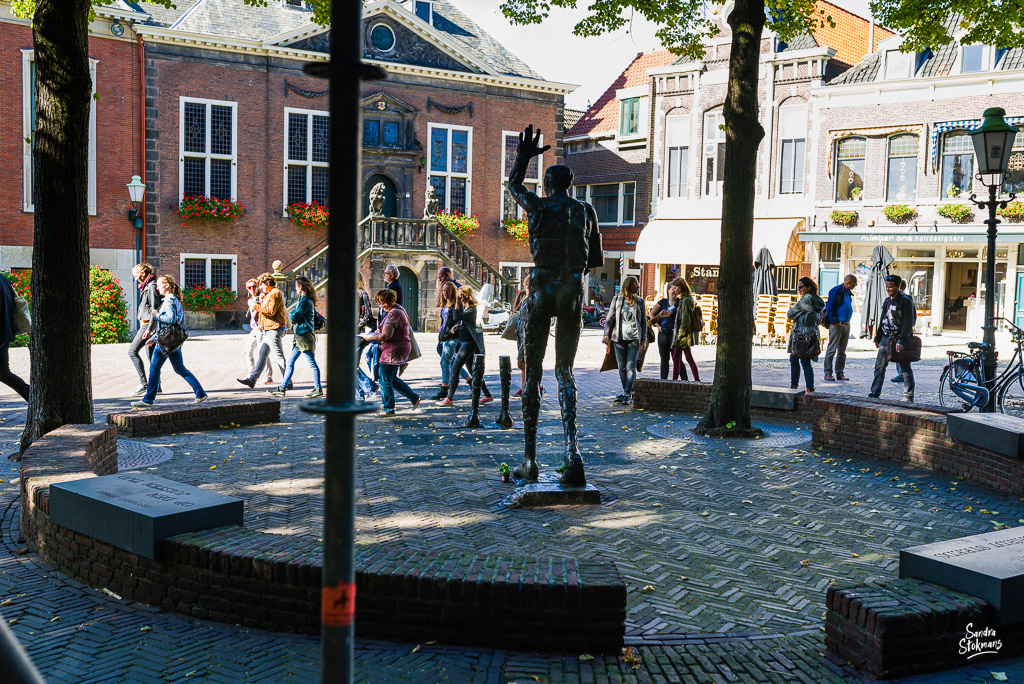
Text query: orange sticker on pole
322 581 356 627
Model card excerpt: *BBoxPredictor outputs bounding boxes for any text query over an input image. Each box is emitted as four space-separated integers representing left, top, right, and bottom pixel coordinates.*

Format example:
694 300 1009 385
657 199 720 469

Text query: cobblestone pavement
0 331 1021 681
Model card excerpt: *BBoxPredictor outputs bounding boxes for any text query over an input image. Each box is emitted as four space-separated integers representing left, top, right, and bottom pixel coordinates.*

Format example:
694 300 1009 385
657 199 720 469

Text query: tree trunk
21 0 94 452
695 0 765 437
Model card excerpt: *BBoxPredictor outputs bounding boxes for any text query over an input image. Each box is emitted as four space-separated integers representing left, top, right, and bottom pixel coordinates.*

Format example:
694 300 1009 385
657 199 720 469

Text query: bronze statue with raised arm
508 125 603 487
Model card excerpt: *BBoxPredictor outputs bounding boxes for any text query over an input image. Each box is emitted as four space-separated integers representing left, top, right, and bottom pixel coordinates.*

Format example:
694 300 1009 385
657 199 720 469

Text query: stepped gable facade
0 2 145 321
131 0 572 327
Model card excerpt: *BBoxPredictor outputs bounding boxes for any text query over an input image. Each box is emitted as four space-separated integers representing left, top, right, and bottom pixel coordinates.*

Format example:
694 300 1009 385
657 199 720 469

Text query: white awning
634 218 802 265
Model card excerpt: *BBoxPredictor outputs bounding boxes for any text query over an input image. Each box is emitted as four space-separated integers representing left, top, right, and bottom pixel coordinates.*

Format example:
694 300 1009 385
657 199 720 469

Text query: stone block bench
21 409 627 651
107 397 280 436
947 412 1024 458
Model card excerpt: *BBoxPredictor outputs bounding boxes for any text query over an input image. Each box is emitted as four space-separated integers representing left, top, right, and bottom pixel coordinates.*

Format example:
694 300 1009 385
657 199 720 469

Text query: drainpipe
137 33 147 262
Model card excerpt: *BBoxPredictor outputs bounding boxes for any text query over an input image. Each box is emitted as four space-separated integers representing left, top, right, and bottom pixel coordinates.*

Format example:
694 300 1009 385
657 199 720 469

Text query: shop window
819 242 841 262
665 115 690 198
941 132 974 199
778 106 806 194
620 98 640 136
703 111 725 197
1004 131 1024 196
835 137 865 201
428 124 471 215
886 134 918 201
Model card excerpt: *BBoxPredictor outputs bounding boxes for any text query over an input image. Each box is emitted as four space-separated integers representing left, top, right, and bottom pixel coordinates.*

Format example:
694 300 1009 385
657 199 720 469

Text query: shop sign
857 234 971 244
688 265 719 279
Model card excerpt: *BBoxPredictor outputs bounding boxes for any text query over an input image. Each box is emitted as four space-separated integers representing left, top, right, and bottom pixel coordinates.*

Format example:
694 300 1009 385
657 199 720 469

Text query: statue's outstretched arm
508 125 548 212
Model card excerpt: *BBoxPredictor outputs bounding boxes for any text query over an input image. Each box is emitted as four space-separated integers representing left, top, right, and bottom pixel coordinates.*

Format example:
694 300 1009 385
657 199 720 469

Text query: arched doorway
363 174 397 218
398 266 419 329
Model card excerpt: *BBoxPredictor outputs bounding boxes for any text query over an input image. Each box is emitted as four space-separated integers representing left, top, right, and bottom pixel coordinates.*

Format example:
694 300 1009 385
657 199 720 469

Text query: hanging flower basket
998 201 1024 222
881 205 917 224
937 203 973 224
287 202 329 232
830 210 858 227
174 196 246 224
436 211 479 237
181 286 241 310
502 216 529 246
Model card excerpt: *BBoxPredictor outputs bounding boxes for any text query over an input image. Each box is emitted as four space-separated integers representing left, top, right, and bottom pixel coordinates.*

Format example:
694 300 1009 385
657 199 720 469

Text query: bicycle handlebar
995 317 1024 337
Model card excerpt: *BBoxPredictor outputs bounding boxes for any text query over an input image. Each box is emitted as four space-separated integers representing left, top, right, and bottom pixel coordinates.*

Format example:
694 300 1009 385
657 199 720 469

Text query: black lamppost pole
969 107 1018 412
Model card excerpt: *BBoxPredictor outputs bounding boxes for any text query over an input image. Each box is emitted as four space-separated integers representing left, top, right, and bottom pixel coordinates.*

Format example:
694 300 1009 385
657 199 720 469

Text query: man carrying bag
869 274 919 402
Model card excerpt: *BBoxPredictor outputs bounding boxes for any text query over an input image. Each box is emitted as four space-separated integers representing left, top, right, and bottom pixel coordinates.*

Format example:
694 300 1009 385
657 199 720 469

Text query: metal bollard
496 355 513 428
465 354 485 428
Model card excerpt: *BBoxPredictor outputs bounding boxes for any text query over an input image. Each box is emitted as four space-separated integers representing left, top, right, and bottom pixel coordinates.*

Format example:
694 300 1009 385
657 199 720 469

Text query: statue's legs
554 275 585 487
516 290 550 482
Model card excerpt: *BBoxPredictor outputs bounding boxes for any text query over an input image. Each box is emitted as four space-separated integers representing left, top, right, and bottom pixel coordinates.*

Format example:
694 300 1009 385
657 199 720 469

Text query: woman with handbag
649 280 678 380
131 275 207 407
360 289 420 416
671 277 701 381
787 276 825 394
603 275 648 404
436 286 493 406
128 263 162 395
268 276 323 399
430 281 471 400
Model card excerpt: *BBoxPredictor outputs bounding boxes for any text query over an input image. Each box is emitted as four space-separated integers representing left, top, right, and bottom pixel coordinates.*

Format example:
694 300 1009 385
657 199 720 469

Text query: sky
455 0 874 111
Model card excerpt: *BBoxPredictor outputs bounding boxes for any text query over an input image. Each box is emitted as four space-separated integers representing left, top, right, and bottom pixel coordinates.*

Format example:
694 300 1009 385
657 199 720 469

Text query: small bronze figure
508 125 602 486
465 353 486 428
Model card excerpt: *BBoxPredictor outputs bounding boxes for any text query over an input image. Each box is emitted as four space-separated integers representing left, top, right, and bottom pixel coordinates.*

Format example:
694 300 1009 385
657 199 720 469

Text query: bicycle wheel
938 359 979 411
997 371 1024 418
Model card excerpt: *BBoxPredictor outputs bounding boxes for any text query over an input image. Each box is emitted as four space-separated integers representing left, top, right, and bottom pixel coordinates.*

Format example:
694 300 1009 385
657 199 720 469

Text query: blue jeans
144 344 205 403
281 346 321 390
366 341 381 382
790 355 814 390
614 340 640 395
356 344 376 399
378 363 418 412
437 339 468 386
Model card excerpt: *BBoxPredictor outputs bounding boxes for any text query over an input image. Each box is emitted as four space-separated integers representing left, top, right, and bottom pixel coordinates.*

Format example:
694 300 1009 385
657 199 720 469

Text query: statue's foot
513 459 539 482
559 455 585 487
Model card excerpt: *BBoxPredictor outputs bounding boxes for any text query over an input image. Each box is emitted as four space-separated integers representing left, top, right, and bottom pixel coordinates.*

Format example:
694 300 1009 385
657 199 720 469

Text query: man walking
237 273 288 388
869 274 916 402
823 274 857 382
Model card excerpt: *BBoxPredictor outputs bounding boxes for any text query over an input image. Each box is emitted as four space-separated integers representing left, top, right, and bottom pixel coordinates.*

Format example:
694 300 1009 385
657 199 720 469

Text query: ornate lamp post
969 107 1018 412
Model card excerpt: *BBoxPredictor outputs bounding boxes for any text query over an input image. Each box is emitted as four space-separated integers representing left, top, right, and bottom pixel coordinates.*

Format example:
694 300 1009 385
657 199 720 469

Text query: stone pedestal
502 472 601 508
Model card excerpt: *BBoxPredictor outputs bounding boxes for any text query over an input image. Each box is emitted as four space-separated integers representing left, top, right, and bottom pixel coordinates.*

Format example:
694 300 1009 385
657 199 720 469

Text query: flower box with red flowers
502 216 529 246
287 202 329 232
436 211 480 237
181 286 240 311
174 196 246 224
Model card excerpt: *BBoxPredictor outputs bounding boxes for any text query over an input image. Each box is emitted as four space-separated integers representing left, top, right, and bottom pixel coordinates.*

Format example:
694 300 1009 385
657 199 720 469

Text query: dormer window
961 44 991 73
415 0 433 24
282 0 306 10
620 98 640 136
884 49 913 79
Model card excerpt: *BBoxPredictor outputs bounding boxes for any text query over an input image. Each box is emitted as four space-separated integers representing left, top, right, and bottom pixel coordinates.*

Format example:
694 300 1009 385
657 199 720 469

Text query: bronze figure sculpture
508 125 602 486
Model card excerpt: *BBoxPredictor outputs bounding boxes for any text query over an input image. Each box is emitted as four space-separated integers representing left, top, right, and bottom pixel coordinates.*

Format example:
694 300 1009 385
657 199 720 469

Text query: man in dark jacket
823 274 857 382
869 274 916 402
0 275 29 401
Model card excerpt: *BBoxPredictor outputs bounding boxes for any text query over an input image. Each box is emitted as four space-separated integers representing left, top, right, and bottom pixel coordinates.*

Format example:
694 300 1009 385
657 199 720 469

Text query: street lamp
969 107 1018 412
126 175 145 229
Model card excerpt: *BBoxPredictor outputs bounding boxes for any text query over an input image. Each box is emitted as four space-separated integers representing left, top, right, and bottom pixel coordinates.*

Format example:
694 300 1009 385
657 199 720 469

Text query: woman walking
430 280 471 400
268 276 323 399
129 263 162 395
672 277 701 381
788 276 825 394
436 286 493 406
356 272 378 400
360 289 421 416
243 278 273 386
131 275 207 407
603 275 648 404
649 281 678 380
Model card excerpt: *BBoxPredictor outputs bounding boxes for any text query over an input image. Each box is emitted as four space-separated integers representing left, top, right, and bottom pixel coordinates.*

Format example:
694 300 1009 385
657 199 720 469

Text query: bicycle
938 317 1024 416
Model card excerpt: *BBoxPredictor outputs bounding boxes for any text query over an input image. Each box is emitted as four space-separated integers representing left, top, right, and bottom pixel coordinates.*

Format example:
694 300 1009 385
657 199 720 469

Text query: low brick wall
826 579 1024 679
632 379 817 424
21 416 626 650
813 396 1024 495
107 398 280 437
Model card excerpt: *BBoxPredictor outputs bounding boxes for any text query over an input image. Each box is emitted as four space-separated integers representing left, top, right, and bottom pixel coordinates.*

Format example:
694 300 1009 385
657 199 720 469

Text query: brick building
0 3 145 320
799 29 1024 336
565 50 676 304
131 0 572 328
635 1 888 297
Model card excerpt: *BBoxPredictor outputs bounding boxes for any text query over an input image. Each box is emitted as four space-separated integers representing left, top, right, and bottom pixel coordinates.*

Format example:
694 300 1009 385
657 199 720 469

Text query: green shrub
3 271 31 347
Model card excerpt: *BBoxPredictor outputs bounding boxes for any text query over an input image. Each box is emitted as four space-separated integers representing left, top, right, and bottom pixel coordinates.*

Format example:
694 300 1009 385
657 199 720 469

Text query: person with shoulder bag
128 263 163 396
242 278 274 387
672 277 701 381
267 276 323 399
237 273 289 389
0 273 29 402
131 275 207 407
355 272 378 401
430 280 471 400
361 289 421 416
787 276 825 394
603 275 648 404
436 286 494 406
649 280 679 380
869 274 919 402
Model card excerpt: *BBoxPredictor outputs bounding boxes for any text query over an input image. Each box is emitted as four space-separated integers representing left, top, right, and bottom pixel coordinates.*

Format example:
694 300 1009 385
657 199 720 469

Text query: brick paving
0 331 1021 681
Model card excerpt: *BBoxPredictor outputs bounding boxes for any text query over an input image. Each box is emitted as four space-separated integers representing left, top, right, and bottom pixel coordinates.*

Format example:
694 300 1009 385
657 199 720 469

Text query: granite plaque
750 385 803 411
900 526 1024 625
946 412 1024 458
49 473 244 560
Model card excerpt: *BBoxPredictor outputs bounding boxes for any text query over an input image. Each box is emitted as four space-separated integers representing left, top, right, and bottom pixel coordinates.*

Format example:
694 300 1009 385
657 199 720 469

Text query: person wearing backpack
823 274 857 382
268 277 323 399
671 277 701 381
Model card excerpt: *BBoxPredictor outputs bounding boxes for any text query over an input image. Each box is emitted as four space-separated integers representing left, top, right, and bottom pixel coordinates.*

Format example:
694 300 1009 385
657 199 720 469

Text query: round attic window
370 24 396 52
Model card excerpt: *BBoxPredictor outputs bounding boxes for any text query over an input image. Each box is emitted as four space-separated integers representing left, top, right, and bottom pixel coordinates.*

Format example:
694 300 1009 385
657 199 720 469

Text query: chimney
868 15 875 54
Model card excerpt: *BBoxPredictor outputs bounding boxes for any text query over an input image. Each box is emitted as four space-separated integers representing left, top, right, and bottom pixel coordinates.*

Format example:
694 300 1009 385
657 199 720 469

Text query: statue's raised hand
517 124 551 159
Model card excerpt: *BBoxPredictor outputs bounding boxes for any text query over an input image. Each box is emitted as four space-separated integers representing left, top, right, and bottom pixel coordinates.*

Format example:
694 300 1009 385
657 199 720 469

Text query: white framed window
414 0 433 23
23 50 97 214
180 253 237 291
500 261 533 284
941 132 974 198
886 134 918 201
179 97 237 201
428 123 471 215
703 111 726 197
284 107 329 212
501 130 540 219
282 0 306 9
778 106 806 194
884 49 914 79
665 115 690 198
960 44 992 74
620 98 640 136
587 183 635 226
